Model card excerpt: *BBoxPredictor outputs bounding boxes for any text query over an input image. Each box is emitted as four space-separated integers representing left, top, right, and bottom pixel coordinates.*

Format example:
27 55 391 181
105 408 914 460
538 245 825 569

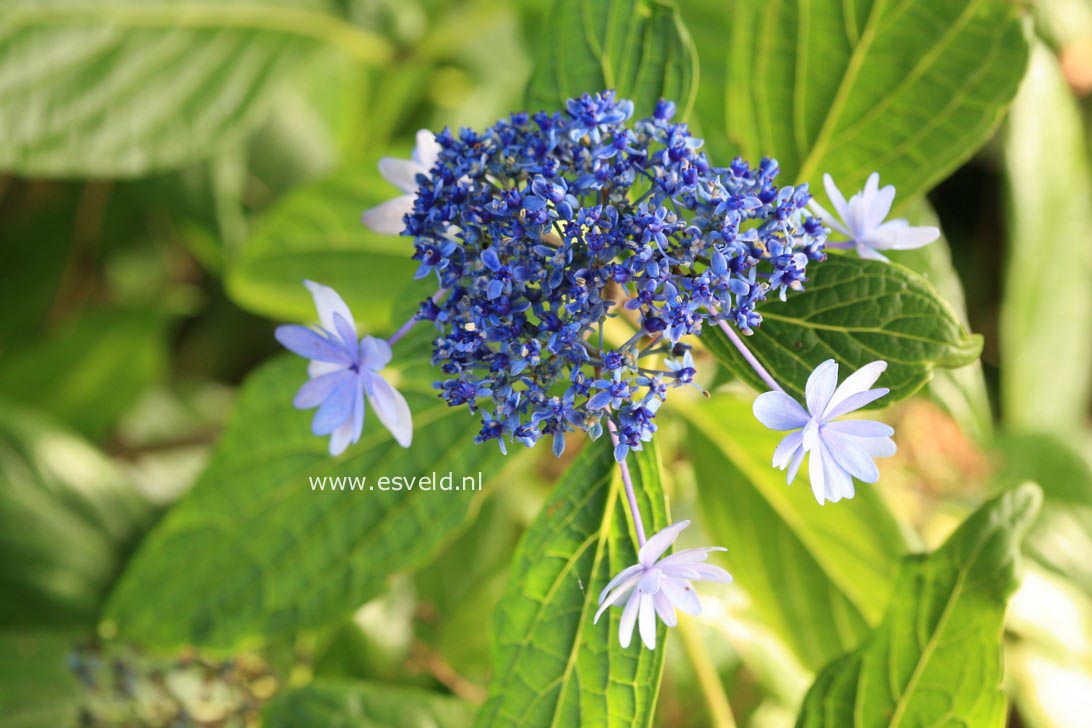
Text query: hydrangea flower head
753 359 896 504
594 520 731 649
809 173 939 261
275 281 413 455
386 91 827 456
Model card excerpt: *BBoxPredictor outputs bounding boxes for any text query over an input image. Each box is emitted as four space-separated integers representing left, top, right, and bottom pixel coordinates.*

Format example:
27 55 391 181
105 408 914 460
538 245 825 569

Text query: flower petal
413 129 441 169
309 360 343 378
753 391 811 431
890 224 940 250
304 280 356 335
657 546 724 569
653 591 677 627
328 417 354 457
311 375 358 436
293 370 352 409
825 387 889 420
823 173 849 219
822 361 887 419
275 325 352 364
858 436 897 458
618 591 641 648
825 419 894 438
595 571 642 624
865 184 896 231
332 312 359 353
773 430 805 468
787 447 806 484
638 594 658 649
365 373 413 447
361 195 415 234
378 157 426 194
805 360 839 416
360 336 393 371
638 520 690 566
598 563 644 605
821 428 880 483
660 578 701 616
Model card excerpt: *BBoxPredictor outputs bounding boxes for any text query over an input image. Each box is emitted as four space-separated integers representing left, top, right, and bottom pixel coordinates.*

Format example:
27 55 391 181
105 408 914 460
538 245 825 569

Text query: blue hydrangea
401 91 828 458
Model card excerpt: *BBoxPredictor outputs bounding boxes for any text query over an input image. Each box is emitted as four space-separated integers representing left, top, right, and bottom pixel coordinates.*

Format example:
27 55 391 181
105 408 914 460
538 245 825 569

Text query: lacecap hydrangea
402 91 828 460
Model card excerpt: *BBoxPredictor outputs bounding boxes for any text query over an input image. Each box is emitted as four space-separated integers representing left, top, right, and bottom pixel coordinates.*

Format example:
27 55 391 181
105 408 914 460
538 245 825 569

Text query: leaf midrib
885 517 998 727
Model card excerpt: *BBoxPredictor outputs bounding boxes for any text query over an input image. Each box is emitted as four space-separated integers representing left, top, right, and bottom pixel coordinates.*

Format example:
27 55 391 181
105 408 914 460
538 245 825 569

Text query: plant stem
388 288 447 347
677 618 738 728
606 420 647 547
715 319 784 393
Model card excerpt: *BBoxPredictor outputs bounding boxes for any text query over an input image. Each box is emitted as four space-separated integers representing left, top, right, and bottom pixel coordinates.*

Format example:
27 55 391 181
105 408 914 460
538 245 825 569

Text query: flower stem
677 618 738 728
715 319 784 393
387 288 448 347
607 420 647 547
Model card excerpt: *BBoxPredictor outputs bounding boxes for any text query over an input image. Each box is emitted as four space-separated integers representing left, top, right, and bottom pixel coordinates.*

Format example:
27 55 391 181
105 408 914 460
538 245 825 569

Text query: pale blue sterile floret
275 281 413 456
594 520 732 650
809 173 939 262
753 360 896 505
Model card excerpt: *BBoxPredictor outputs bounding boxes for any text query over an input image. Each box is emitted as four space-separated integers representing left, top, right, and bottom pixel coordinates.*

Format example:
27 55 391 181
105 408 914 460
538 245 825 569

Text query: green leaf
678 394 907 671
704 256 982 403
0 630 84 728
263 679 475 728
796 484 1042 728
103 354 509 649
685 0 1028 203
0 401 150 627
525 0 698 119
226 160 421 330
1001 43 1092 433
477 439 668 728
0 1 391 177
0 308 167 441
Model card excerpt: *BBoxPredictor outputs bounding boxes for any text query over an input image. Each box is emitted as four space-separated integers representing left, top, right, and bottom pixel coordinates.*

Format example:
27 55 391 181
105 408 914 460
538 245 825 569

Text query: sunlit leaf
0 0 391 176
679 394 907 671
796 484 1041 728
226 160 419 330
525 0 697 119
685 0 1028 203
477 439 668 728
704 256 982 404
104 354 510 649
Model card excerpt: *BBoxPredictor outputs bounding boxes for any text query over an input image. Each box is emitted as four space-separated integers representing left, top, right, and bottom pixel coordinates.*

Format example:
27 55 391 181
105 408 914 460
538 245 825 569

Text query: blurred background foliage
0 0 1090 726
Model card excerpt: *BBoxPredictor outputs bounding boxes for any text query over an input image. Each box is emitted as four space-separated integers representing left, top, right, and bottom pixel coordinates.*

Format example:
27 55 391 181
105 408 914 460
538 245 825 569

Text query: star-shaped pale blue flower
594 520 731 650
753 360 896 504
809 173 939 262
275 281 412 456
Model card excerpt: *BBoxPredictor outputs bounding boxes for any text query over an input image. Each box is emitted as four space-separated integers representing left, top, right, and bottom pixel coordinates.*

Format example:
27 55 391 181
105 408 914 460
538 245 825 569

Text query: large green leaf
226 160 421 330
477 440 668 728
525 0 698 119
0 0 390 177
704 256 982 403
685 0 1028 203
0 630 84 728
679 395 907 671
1001 44 1092 433
263 680 475 728
796 484 1041 728
104 354 509 649
0 308 167 441
0 401 150 627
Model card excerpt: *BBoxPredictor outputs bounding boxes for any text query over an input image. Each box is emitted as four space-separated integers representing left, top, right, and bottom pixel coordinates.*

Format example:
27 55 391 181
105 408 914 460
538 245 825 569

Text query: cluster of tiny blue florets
404 91 828 459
